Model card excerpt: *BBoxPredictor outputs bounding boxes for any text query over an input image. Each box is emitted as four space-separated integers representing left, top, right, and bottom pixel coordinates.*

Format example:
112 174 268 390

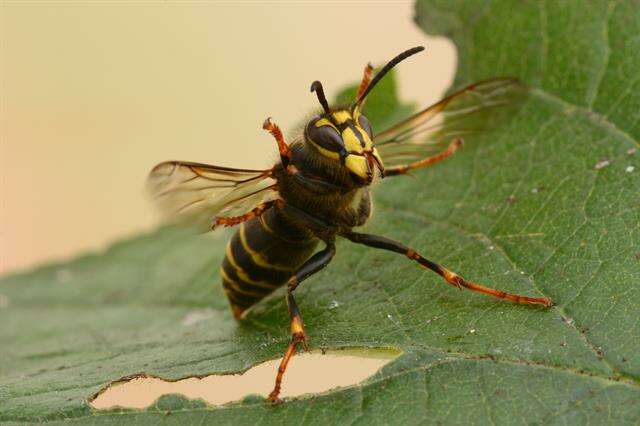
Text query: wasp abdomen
220 208 318 319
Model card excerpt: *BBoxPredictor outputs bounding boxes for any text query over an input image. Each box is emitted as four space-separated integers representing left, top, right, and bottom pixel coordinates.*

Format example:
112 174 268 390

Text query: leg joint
405 248 418 260
287 276 298 292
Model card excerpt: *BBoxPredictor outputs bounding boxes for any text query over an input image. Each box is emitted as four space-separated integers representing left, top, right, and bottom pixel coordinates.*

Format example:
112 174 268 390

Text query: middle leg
212 199 282 229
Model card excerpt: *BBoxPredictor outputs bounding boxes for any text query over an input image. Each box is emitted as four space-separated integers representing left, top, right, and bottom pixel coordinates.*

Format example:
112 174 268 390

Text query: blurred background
1 2 455 275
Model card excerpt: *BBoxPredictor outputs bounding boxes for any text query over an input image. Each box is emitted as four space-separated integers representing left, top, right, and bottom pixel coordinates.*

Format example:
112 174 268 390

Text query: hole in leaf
90 348 400 409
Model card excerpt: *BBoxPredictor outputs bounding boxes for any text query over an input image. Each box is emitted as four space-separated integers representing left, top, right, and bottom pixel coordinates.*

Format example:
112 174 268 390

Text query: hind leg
341 230 552 306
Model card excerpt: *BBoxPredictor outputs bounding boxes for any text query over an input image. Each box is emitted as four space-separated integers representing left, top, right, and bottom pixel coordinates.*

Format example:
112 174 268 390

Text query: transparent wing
375 78 527 167
147 161 278 231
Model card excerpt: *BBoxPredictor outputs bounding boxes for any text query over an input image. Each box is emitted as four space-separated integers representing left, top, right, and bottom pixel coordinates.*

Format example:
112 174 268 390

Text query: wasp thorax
304 110 384 183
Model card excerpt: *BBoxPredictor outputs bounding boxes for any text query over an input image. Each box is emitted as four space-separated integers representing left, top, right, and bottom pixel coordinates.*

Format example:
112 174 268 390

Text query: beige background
91 351 396 409
1 2 455 274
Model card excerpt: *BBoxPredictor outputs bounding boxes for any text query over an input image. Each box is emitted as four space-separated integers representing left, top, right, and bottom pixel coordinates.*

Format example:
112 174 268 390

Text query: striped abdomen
220 208 318 319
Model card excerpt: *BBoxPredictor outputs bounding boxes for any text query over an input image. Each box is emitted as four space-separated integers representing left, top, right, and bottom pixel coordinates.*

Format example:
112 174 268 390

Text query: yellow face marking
342 124 372 152
314 118 338 131
344 154 369 179
360 129 373 150
310 118 340 159
332 110 352 124
341 127 364 154
372 147 383 168
352 106 362 121
309 112 375 166
308 138 340 159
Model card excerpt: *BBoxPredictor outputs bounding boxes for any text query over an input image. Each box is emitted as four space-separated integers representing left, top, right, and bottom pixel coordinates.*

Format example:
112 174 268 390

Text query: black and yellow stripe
221 207 318 318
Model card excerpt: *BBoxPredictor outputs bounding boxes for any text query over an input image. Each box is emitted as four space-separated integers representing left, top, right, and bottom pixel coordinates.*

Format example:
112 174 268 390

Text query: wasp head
304 105 384 184
303 46 424 185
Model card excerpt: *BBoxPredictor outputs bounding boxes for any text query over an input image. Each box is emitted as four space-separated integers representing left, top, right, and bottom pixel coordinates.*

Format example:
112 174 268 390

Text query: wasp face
304 110 384 183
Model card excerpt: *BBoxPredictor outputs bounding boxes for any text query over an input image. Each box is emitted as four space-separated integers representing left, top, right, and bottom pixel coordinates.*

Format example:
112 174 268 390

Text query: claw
262 117 290 166
267 393 283 405
442 268 463 290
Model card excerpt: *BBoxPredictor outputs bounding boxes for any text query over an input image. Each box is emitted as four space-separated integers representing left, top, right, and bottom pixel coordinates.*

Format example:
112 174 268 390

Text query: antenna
310 80 331 114
353 46 425 110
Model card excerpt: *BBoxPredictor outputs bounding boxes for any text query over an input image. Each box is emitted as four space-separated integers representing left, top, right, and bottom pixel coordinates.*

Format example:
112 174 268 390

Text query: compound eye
306 119 344 152
358 115 373 137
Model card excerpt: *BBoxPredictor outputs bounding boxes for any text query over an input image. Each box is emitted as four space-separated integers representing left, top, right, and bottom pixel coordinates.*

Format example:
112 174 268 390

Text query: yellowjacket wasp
149 46 552 403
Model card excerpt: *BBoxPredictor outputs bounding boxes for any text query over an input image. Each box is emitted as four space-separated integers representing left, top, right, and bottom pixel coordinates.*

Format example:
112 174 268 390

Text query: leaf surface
1 1 639 423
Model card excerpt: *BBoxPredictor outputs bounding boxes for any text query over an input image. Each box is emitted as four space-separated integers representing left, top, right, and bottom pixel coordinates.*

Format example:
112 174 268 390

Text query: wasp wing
375 78 527 167
148 161 278 231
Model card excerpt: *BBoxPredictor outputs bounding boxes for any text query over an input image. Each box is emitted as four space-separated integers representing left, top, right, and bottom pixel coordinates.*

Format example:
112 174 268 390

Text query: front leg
341 230 552 307
384 138 463 176
268 240 336 403
263 118 291 167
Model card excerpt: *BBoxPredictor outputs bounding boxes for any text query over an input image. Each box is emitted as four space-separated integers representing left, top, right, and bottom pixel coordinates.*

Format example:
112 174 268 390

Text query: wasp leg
268 241 336 404
263 117 291 167
340 230 553 307
212 199 282 229
384 138 464 177
356 63 374 100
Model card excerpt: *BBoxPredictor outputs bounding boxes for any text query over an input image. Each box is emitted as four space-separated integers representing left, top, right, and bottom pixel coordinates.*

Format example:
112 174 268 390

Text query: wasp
148 46 553 403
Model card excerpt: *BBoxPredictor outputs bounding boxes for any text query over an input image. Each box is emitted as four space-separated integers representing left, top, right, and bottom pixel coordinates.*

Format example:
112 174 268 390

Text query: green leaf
2 1 639 423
